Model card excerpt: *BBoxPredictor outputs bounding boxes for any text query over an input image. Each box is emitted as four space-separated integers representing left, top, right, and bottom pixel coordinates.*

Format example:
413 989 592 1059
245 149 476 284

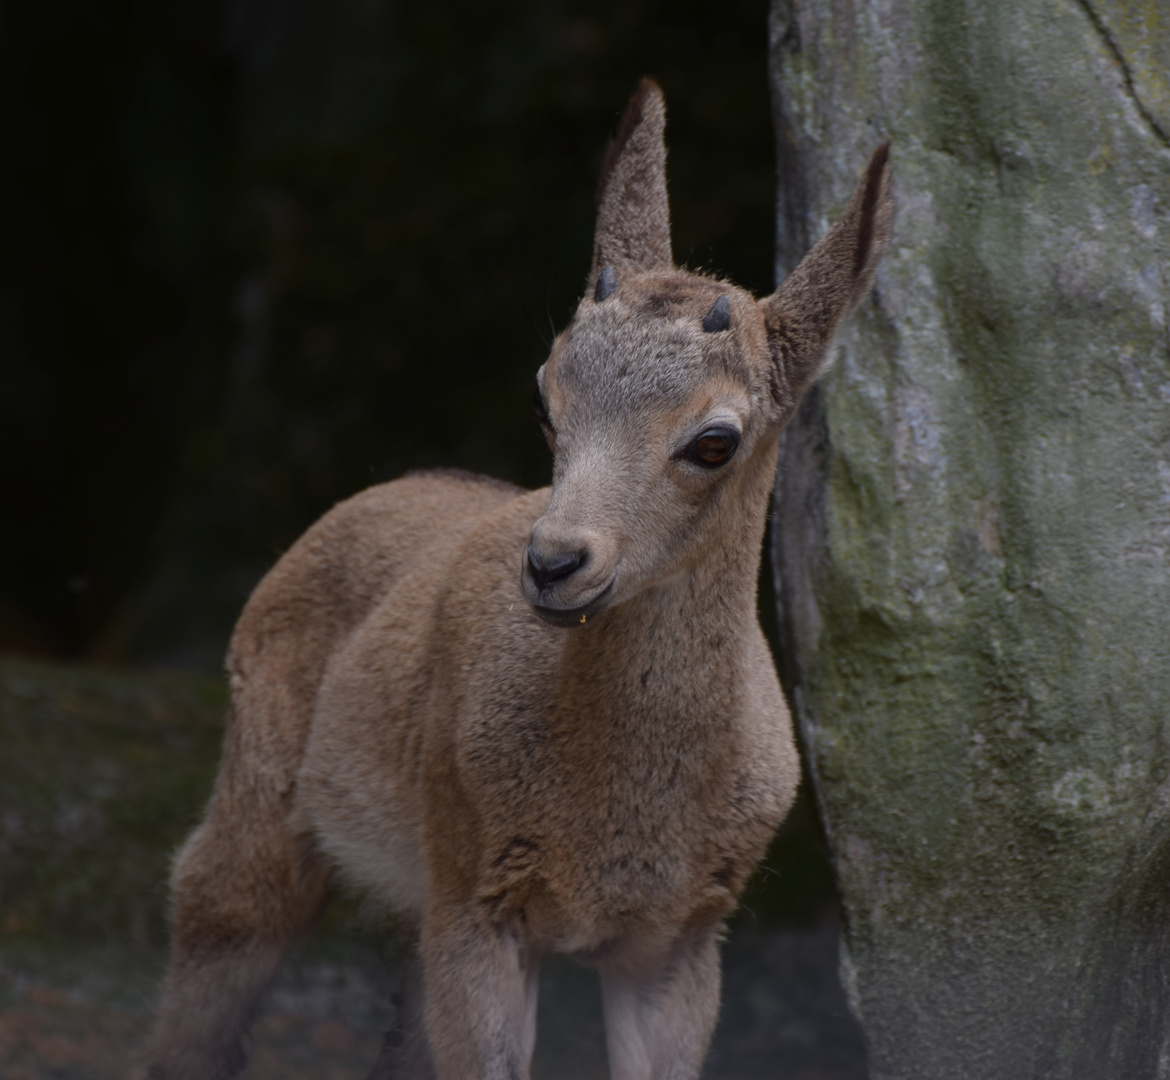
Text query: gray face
520 266 776 627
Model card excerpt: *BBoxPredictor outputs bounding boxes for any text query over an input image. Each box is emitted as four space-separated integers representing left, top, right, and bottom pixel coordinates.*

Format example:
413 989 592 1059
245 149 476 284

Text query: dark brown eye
687 427 740 468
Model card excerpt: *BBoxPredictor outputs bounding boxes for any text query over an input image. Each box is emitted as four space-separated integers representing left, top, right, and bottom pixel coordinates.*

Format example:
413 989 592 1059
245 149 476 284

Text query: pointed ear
590 79 672 281
761 144 893 406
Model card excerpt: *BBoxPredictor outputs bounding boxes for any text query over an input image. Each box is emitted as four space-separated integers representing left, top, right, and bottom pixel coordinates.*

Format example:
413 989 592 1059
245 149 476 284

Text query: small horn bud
595 265 617 302
701 295 731 333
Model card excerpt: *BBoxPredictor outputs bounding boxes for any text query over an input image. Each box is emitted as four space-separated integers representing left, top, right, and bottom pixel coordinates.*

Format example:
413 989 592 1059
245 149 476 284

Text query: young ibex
142 80 892 1080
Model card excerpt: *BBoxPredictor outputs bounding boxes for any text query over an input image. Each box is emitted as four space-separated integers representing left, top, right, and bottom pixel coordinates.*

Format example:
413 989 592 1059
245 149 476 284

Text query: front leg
420 903 540 1080
366 927 434 1080
600 926 723 1080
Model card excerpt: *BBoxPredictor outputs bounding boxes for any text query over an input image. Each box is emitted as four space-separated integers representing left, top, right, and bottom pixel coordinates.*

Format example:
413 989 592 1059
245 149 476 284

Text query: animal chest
446 683 789 939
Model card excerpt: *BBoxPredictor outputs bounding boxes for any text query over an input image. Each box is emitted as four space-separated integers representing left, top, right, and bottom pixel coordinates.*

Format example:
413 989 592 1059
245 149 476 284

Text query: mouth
528 579 615 628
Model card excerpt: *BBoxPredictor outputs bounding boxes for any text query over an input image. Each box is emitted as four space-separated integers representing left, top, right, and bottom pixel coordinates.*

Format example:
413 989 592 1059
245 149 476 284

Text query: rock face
768 1 1170 1076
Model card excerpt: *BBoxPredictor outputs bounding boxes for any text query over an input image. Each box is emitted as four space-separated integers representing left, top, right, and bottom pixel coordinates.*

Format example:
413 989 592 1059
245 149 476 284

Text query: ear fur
761 144 893 409
590 79 672 282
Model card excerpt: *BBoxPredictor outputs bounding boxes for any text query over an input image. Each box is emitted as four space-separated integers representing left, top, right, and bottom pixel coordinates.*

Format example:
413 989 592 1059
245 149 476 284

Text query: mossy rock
771 0 1170 1076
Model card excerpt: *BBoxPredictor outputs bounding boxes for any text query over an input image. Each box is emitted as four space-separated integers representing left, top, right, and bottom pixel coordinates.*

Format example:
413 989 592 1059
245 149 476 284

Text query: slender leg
366 930 436 1080
142 939 288 1080
139 787 329 1080
600 927 723 1080
420 904 540 1080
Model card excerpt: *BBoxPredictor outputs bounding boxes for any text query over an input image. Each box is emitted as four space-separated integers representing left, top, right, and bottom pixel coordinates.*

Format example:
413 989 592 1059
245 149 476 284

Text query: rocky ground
0 657 866 1078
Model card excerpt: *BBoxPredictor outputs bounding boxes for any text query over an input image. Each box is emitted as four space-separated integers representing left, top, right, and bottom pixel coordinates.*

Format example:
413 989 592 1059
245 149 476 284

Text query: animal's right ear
590 79 672 289
760 144 893 408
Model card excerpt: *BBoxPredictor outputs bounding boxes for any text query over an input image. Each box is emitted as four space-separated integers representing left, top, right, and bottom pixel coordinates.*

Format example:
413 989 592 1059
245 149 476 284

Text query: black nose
527 546 585 590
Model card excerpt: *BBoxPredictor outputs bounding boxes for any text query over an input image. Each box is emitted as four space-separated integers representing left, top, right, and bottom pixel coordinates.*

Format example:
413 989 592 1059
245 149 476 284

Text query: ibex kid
141 79 893 1080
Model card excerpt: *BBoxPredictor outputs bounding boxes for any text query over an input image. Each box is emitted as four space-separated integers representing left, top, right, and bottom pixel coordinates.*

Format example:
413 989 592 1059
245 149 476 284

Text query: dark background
1 0 779 672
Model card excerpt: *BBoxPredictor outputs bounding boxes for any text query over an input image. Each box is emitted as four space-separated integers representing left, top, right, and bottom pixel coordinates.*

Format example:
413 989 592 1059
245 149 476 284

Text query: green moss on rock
771 0 1170 1074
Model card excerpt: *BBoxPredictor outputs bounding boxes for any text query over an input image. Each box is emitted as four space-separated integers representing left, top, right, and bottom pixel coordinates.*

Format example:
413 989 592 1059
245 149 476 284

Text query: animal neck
561 430 781 705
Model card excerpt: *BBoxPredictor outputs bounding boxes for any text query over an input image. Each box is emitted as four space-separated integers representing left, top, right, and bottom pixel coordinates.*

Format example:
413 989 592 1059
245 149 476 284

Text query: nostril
527 547 586 591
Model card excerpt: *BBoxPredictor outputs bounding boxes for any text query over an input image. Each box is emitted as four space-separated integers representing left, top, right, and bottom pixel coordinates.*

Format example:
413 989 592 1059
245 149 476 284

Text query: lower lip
530 581 614 628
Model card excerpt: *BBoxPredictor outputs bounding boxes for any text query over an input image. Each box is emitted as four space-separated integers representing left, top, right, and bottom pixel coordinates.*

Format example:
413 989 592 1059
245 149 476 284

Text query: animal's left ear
590 79 672 285
760 144 893 408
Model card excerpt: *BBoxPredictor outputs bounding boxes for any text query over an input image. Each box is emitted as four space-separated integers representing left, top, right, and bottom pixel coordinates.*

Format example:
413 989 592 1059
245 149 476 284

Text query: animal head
522 79 892 627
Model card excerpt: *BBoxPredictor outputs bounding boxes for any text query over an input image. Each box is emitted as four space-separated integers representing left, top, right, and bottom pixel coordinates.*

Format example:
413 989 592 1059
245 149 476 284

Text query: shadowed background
1 0 778 671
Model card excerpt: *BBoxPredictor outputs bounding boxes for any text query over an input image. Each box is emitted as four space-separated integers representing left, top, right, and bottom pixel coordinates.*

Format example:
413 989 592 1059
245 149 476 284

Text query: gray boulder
769 1 1170 1076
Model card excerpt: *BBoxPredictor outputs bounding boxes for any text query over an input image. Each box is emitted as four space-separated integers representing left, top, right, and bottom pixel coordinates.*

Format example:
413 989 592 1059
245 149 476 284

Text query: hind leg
140 779 329 1080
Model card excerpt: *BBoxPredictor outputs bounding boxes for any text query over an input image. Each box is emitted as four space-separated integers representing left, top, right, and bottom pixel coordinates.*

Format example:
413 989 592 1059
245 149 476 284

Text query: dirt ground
0 922 865 1079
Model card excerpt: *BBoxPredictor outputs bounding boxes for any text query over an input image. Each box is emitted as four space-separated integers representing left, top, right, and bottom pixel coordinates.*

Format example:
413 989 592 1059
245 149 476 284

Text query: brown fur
140 81 893 1080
